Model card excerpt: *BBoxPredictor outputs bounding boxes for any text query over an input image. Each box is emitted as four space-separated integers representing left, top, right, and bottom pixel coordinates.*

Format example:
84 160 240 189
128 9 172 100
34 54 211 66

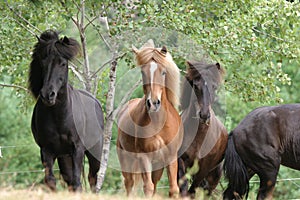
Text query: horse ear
161 46 167 55
62 36 70 45
35 35 40 42
216 62 221 70
132 45 138 54
36 35 46 43
186 60 195 69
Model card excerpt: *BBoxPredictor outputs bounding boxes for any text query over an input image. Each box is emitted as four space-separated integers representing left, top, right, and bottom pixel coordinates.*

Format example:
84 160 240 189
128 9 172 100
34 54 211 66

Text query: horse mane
181 61 225 110
133 40 180 109
29 30 80 99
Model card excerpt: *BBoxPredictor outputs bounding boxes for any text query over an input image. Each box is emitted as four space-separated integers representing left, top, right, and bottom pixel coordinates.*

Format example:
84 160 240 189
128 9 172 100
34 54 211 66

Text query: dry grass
0 187 168 200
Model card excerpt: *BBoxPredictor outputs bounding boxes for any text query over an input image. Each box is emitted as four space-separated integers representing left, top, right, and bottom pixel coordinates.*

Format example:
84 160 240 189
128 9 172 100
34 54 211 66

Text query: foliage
0 0 300 198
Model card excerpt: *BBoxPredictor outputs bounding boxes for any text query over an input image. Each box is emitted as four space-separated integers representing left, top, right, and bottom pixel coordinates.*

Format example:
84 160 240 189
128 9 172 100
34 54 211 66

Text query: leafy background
0 0 300 199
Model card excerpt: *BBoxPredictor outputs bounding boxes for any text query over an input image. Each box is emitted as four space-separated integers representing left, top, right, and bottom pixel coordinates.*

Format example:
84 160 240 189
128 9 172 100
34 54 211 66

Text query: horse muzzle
199 111 211 125
39 90 57 106
146 98 161 112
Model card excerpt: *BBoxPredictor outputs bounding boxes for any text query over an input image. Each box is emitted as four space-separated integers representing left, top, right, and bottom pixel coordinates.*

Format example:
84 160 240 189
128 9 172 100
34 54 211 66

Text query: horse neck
53 84 71 111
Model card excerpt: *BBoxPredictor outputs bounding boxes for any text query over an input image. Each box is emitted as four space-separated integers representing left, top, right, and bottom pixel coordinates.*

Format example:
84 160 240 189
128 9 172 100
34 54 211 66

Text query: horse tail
223 133 249 199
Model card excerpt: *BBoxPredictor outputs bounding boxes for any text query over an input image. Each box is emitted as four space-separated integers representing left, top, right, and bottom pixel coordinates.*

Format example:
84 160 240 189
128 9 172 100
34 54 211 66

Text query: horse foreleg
204 164 222 195
142 171 154 197
71 147 85 192
177 157 189 197
57 156 73 191
151 168 164 195
41 149 56 191
122 171 134 196
167 159 180 198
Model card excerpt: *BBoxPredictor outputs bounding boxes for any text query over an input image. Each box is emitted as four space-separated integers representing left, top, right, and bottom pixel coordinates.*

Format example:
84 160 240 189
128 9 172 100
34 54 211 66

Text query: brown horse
223 104 300 200
117 40 183 197
178 61 228 197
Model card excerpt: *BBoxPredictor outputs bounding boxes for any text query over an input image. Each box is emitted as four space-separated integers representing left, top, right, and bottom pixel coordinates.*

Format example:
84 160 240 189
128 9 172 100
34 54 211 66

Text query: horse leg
188 172 205 198
57 155 73 191
177 157 189 197
166 159 180 198
70 146 85 192
140 157 154 197
151 168 164 195
204 163 222 195
257 170 278 200
41 149 56 191
122 171 135 196
141 171 154 197
85 149 100 193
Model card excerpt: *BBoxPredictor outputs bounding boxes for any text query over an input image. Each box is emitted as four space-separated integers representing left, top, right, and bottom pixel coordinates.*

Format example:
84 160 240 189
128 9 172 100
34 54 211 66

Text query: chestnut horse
117 40 183 197
178 61 228 197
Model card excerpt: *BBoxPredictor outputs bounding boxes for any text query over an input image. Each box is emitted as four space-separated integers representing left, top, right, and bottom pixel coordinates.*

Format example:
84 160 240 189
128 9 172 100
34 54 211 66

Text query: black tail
223 134 249 199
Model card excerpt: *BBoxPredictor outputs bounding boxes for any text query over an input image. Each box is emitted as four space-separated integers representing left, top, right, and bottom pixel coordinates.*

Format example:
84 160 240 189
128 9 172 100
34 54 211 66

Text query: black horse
29 30 104 192
223 104 300 200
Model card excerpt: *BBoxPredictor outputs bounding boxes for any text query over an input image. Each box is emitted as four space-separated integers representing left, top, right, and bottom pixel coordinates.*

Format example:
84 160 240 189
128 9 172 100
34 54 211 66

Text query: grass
0 187 169 200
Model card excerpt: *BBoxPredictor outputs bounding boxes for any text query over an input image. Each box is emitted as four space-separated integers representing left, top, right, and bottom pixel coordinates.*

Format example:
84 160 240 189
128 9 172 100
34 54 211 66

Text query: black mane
28 30 80 99
180 61 225 110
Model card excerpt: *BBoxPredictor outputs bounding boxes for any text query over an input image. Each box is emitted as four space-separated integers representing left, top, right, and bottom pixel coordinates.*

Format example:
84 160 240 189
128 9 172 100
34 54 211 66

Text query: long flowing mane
29 30 80 99
181 61 225 110
133 40 180 108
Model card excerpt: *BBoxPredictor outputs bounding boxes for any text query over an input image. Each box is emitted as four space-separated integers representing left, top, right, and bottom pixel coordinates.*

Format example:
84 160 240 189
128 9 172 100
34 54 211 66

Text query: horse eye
61 62 67 67
162 71 166 76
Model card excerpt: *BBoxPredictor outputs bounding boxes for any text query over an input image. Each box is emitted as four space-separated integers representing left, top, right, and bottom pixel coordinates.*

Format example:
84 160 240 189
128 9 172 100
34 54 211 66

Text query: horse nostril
155 99 161 106
207 113 211 119
146 99 151 108
49 91 55 99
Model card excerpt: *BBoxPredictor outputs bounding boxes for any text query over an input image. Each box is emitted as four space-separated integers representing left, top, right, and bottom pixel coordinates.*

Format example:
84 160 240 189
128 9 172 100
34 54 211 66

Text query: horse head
133 40 179 113
29 30 80 106
184 61 224 124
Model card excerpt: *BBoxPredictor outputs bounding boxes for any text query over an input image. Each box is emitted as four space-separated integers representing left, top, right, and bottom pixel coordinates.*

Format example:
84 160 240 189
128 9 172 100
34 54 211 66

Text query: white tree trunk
96 58 117 192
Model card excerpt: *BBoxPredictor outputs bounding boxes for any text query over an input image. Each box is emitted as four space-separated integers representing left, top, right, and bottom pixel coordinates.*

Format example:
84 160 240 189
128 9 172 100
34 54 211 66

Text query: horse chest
135 136 166 152
33 110 78 153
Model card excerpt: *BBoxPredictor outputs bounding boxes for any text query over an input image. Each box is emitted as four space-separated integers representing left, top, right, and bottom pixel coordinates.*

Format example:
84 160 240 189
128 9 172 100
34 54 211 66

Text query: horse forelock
32 30 80 62
188 62 224 91
135 47 180 109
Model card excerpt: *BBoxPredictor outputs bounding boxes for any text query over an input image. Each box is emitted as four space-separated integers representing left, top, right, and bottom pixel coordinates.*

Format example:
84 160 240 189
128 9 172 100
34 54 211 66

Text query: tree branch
6 2 41 35
82 12 112 51
0 83 30 93
83 15 98 31
252 27 288 42
91 52 126 78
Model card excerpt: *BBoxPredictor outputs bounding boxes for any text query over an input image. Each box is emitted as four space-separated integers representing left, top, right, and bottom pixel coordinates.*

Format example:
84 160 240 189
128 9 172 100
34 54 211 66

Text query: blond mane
133 40 180 109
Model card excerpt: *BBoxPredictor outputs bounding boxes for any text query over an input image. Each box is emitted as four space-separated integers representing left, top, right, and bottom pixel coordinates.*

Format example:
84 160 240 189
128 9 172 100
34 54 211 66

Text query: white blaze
150 62 158 90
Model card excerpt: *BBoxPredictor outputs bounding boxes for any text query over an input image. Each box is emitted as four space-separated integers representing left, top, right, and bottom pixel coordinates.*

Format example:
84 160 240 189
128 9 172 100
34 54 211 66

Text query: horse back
232 104 300 170
70 87 104 149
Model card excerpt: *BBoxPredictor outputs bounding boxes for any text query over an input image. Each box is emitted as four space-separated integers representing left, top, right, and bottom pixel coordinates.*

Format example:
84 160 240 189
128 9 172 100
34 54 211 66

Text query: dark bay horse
117 40 183 197
29 30 104 192
223 104 300 200
178 61 228 197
